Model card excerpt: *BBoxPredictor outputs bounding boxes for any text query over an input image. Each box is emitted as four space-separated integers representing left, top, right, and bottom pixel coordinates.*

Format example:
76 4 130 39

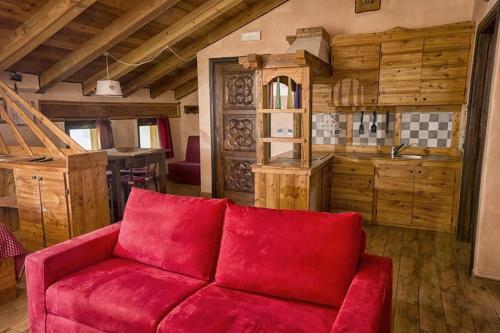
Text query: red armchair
168 135 200 185
26 188 392 333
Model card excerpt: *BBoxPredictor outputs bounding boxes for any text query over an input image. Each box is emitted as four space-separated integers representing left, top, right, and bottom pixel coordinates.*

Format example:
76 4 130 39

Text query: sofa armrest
331 254 392 333
26 223 121 333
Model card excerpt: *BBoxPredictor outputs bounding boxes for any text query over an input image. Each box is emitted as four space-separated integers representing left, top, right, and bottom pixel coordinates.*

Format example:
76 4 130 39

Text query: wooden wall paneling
14 169 45 252
254 173 266 208
38 172 70 247
264 173 280 209
0 258 16 305
66 166 110 237
279 173 297 209
394 112 402 145
295 174 309 210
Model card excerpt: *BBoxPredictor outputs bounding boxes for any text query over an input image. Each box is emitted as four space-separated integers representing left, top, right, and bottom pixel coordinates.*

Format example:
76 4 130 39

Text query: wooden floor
1 199 499 332
364 224 500 333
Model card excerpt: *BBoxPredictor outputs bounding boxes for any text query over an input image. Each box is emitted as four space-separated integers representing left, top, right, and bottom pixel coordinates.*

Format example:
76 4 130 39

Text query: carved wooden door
214 61 256 205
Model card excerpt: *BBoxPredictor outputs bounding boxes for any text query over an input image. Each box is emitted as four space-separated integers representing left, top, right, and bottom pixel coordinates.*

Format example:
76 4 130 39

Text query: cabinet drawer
424 33 471 52
332 174 374 191
378 93 420 105
376 199 413 226
377 165 414 178
381 38 424 55
332 161 374 176
332 186 373 201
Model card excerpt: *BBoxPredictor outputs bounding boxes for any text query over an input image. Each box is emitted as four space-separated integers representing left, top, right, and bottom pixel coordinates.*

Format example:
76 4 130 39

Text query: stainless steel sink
393 154 424 160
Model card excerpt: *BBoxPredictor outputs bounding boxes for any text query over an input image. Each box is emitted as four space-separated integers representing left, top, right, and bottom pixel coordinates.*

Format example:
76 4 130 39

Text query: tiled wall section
352 112 395 146
312 113 347 144
400 112 452 148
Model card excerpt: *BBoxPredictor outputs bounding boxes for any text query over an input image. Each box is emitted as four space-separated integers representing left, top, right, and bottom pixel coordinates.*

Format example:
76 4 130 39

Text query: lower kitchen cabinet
331 155 461 233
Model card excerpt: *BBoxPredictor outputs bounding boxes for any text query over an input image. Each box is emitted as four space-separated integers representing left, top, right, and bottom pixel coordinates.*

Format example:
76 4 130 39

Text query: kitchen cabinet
330 21 474 106
331 159 374 222
330 155 461 232
374 164 459 232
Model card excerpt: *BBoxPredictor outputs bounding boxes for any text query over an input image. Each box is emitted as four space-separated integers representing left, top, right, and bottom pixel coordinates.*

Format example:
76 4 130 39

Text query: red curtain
158 117 174 158
96 117 115 149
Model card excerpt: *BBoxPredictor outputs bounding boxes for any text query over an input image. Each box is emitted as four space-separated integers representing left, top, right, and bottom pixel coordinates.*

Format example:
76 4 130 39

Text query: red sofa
25 188 392 333
168 135 200 185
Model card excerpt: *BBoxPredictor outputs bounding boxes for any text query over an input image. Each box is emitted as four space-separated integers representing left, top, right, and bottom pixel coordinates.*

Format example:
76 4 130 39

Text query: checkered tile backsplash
400 112 452 148
352 112 395 146
312 113 347 144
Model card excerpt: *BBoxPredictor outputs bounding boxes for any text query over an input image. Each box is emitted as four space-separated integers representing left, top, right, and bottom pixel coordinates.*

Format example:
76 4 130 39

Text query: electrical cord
104 44 189 68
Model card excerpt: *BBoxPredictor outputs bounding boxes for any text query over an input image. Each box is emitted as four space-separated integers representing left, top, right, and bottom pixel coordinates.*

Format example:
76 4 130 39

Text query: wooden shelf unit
240 50 333 211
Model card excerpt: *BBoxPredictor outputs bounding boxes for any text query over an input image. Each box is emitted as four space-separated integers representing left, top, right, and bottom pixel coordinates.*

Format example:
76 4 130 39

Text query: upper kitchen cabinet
330 22 474 107
331 33 380 106
378 37 424 104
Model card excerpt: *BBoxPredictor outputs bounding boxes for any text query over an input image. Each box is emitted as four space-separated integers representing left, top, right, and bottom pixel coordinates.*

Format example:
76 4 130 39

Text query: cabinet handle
37 176 43 181
31 176 36 180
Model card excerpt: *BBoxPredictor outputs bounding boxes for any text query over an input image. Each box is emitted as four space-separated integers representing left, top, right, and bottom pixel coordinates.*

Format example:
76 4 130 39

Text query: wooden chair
121 156 158 200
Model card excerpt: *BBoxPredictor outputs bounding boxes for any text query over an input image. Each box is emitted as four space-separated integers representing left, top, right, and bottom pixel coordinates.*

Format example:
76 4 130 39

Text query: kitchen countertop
331 152 463 166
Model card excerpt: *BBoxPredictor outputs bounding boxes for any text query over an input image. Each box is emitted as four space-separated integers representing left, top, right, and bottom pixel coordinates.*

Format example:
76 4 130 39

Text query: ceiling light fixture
95 52 123 97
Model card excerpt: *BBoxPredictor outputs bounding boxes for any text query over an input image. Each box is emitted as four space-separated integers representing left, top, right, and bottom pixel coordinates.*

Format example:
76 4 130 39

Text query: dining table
103 147 169 221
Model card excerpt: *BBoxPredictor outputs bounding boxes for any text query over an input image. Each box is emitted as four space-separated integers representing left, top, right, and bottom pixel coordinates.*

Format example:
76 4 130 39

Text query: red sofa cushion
157 285 338 333
46 258 207 333
216 204 363 308
114 188 227 280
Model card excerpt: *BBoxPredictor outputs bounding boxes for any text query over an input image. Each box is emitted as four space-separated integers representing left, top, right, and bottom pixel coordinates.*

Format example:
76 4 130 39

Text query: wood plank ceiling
0 0 288 99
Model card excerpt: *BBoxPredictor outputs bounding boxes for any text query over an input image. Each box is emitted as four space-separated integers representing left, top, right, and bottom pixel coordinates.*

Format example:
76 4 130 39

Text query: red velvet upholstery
46 258 207 333
26 193 392 333
216 203 363 308
331 254 393 333
114 188 227 281
25 223 121 333
157 285 339 333
168 136 200 185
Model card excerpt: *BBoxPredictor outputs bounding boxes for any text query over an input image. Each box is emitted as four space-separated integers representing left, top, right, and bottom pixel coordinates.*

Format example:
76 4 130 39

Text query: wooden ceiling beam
174 78 198 100
122 0 289 97
82 0 246 96
150 66 198 98
0 0 97 70
38 0 180 92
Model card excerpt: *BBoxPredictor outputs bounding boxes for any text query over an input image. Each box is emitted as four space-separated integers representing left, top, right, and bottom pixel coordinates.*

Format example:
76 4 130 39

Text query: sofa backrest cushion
114 188 227 281
215 203 363 308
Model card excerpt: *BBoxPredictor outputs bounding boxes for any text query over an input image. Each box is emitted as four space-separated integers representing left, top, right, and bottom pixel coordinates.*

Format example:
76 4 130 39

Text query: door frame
457 3 499 270
209 57 240 197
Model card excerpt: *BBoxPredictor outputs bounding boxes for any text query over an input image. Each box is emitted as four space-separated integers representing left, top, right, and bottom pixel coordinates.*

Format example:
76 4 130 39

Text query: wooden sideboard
330 154 462 233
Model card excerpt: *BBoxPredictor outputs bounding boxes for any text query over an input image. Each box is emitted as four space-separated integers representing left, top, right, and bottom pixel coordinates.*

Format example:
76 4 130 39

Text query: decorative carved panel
224 158 254 193
223 73 255 109
223 116 256 151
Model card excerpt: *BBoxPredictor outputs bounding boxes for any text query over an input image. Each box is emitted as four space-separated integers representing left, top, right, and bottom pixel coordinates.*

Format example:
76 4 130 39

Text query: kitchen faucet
391 143 409 158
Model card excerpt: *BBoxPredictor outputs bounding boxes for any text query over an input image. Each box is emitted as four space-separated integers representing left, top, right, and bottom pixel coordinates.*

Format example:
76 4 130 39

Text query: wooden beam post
0 0 97 70
0 81 85 153
0 91 65 158
38 0 180 92
121 0 289 96
82 0 246 96
150 66 198 98
0 102 33 156
174 79 198 100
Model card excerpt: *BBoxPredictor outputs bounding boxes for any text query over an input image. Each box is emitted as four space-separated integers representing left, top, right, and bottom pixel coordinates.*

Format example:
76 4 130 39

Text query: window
138 118 160 148
65 121 99 150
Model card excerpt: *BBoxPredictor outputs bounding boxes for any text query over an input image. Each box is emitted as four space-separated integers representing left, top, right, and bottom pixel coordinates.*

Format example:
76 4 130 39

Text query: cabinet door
420 33 471 104
375 166 415 226
14 170 44 252
332 43 380 106
378 38 424 105
39 172 70 247
412 166 455 231
331 160 374 222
